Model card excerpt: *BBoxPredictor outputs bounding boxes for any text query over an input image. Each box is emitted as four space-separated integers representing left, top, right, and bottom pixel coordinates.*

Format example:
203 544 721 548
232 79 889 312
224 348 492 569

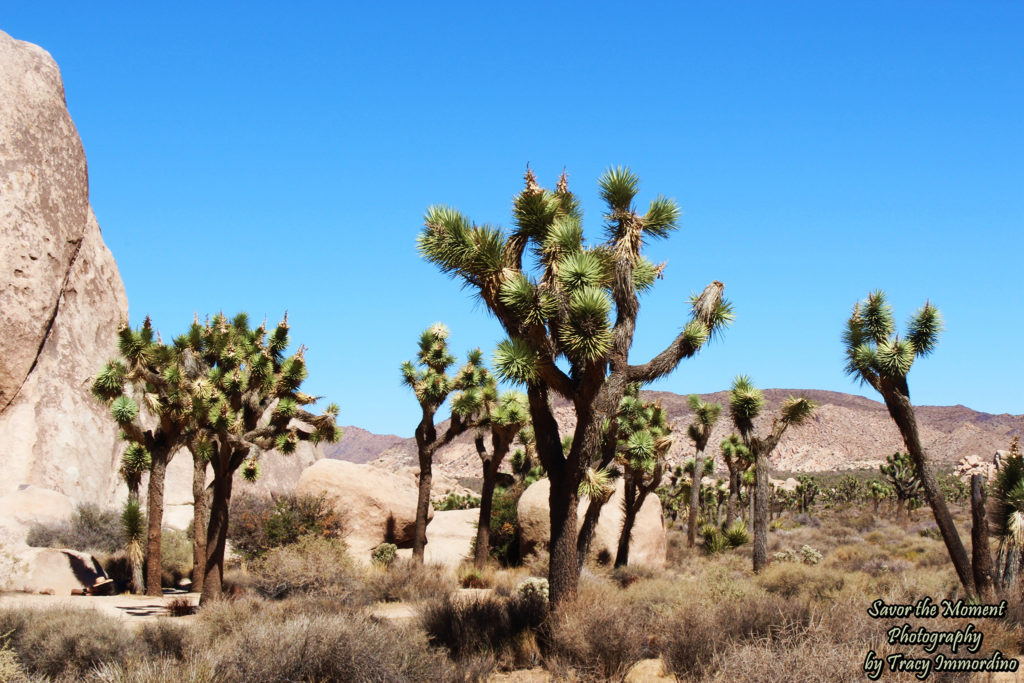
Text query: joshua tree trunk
971 474 995 599
881 387 974 596
192 456 210 594
753 456 770 572
687 455 703 547
413 451 433 561
201 466 234 604
748 489 755 530
725 470 739 528
577 497 605 571
615 478 640 567
145 449 170 596
474 457 499 569
547 461 579 606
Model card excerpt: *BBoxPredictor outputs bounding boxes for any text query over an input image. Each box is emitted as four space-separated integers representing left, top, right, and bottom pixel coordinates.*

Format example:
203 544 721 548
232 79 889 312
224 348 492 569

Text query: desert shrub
228 492 345 559
842 511 876 533
138 619 189 659
363 559 456 603
0 607 140 679
659 593 815 680
421 592 547 662
165 596 197 618
486 485 522 565
371 542 397 567
249 535 357 600
434 492 481 510
916 523 942 540
459 567 490 588
543 583 657 680
0 631 24 683
516 576 549 600
772 544 822 565
792 512 821 528
609 565 659 588
206 605 451 682
25 503 124 554
758 563 843 600
161 527 193 587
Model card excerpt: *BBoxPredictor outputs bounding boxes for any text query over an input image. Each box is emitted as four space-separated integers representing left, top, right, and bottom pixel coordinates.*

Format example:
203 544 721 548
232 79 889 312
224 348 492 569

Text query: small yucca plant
723 520 751 547
122 499 146 594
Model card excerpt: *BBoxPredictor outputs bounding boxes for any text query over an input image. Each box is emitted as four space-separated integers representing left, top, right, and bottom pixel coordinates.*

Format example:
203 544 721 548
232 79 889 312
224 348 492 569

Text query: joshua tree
472 387 531 568
189 436 213 594
991 437 1024 589
613 385 674 567
867 479 893 514
880 451 923 519
418 167 731 607
401 324 490 562
176 312 340 602
720 433 751 527
728 376 816 572
118 443 149 593
684 395 722 546
843 291 974 595
93 318 201 596
795 475 820 514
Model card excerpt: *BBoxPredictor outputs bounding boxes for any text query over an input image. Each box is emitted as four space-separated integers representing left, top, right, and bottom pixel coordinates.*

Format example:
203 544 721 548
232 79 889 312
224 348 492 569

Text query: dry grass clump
0 607 141 679
421 592 547 668
363 558 457 603
541 579 661 681
758 562 843 600
206 606 451 682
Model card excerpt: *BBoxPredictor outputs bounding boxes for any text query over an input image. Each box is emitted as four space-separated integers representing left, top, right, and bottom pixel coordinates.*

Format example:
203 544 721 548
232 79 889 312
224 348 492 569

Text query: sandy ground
0 588 200 626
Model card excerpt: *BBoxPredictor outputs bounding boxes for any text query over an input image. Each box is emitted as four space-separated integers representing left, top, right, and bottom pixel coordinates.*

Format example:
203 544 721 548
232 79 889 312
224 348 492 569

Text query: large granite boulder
0 30 129 505
0 485 75 547
295 459 433 560
518 478 667 568
2 547 109 595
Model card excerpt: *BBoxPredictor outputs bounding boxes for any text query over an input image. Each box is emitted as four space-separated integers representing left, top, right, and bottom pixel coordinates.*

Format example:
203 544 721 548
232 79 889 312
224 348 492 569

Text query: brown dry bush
0 607 141 679
208 605 451 682
248 534 359 600
542 581 660 681
363 558 457 603
757 562 844 600
420 592 547 667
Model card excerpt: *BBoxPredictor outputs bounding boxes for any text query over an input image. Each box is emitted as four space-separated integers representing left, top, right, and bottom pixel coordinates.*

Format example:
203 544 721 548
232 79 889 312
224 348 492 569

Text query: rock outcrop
0 30 129 505
295 459 433 561
518 478 667 568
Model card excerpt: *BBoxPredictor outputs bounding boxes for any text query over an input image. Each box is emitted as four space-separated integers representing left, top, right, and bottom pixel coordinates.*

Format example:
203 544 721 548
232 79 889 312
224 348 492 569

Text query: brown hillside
326 389 1023 480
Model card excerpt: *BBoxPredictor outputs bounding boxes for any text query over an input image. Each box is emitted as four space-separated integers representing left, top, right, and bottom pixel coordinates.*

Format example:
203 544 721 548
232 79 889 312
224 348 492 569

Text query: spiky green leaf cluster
780 396 817 425
613 384 672 476
728 375 765 424
844 290 943 383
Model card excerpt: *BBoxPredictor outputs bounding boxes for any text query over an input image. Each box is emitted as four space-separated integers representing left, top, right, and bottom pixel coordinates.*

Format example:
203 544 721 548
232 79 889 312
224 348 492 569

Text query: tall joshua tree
418 167 731 607
685 395 722 547
728 376 816 572
401 324 490 562
720 433 751 528
843 290 974 595
176 312 340 602
472 388 531 568
93 318 199 596
614 384 674 567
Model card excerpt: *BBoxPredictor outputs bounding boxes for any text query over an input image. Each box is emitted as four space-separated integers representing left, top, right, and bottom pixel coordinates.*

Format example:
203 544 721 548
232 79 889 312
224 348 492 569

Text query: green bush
161 527 194 587
433 492 481 510
25 503 125 554
371 542 397 568
486 485 522 565
228 492 345 559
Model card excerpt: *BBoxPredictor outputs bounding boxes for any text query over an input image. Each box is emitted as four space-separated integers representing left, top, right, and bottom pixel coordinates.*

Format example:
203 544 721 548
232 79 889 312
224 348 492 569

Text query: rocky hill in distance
325 389 1024 480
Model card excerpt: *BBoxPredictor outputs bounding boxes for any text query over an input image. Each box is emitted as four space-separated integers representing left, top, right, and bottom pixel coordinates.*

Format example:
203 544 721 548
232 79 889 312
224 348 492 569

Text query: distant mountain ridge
325 389 1023 479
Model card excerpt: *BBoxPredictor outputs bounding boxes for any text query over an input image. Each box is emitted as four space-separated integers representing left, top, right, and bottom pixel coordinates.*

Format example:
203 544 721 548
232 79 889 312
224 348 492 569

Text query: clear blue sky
5 2 1022 436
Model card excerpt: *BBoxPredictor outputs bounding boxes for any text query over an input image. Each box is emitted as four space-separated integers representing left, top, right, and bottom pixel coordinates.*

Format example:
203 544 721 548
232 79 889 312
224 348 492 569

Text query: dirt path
0 589 198 626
